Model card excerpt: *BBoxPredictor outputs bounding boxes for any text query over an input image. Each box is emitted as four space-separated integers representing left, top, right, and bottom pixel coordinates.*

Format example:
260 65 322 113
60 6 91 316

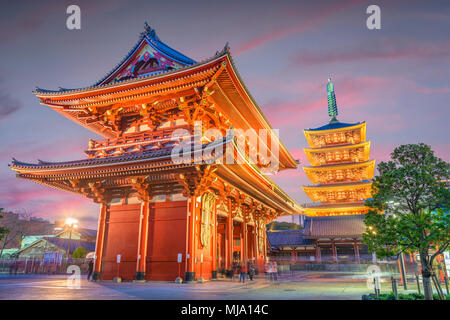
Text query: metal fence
274 258 420 276
0 258 91 275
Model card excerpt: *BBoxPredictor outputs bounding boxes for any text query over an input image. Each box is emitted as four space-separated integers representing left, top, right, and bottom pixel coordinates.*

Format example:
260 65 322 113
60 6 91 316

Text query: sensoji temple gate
9 23 302 282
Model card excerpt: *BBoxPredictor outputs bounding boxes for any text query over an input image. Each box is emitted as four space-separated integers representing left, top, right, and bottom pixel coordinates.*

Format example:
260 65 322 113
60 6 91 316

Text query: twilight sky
0 0 449 228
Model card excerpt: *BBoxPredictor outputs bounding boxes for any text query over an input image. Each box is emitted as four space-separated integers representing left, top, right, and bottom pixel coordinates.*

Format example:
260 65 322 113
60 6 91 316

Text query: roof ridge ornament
142 21 160 42
223 42 230 53
216 42 230 56
327 77 338 123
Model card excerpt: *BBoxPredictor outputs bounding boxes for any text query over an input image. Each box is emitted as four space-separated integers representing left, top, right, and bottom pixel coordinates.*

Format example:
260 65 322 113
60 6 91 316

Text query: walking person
272 261 278 281
87 259 94 281
248 262 255 281
230 262 237 281
266 262 273 281
239 262 247 283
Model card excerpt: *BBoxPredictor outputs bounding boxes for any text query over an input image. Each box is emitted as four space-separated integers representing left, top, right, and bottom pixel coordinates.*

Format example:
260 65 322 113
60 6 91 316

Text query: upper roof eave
33 50 228 99
95 22 197 86
304 121 366 133
223 53 298 169
9 134 233 172
303 159 375 170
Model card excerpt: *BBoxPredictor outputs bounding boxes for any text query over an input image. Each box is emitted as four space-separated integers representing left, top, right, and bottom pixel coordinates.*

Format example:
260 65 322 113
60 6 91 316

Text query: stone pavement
0 272 422 300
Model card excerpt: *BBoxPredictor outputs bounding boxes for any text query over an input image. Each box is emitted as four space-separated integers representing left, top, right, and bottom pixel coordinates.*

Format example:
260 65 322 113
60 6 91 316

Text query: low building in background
14 228 96 259
268 215 370 264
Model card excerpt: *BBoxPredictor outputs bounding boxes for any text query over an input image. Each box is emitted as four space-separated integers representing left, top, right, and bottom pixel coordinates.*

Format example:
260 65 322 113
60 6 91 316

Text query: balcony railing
85 125 194 158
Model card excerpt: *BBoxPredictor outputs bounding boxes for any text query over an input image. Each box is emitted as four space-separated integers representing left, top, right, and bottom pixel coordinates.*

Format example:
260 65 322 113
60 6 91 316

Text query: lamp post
64 218 78 259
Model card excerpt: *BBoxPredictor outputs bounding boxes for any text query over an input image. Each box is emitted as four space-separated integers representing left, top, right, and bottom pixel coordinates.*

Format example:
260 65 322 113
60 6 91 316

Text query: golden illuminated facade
302 78 374 217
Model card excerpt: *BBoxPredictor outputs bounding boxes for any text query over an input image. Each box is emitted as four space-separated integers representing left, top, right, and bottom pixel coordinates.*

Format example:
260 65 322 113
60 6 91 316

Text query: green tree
72 246 87 259
363 143 450 300
0 208 10 248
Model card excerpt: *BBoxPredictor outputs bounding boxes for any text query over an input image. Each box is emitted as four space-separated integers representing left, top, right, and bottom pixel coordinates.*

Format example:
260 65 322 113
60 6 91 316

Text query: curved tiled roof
10 147 174 170
95 22 197 86
44 237 96 252
267 230 313 246
267 215 366 248
306 120 364 132
33 23 230 96
303 215 366 237
10 135 233 171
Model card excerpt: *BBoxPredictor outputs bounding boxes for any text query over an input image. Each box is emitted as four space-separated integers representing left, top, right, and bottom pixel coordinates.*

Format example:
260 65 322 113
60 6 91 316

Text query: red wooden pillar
211 202 218 279
263 221 267 264
251 225 256 261
93 203 107 280
224 220 229 270
354 241 360 264
185 196 196 281
136 200 150 280
253 223 259 267
242 221 248 263
226 203 233 275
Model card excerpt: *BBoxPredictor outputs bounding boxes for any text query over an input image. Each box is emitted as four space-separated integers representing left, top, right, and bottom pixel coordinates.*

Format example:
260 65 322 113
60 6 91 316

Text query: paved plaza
0 271 421 300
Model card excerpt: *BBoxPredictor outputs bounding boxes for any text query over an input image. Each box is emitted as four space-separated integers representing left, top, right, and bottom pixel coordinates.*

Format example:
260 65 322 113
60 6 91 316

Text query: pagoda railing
301 201 366 208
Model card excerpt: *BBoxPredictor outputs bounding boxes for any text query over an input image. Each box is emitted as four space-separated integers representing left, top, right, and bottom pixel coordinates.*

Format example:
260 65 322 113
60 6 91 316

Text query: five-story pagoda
302 78 375 216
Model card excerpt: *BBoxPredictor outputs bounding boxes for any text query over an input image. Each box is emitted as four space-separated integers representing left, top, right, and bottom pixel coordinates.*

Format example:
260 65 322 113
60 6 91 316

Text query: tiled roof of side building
303 215 366 238
77 229 97 238
43 237 96 252
305 120 364 132
267 230 313 246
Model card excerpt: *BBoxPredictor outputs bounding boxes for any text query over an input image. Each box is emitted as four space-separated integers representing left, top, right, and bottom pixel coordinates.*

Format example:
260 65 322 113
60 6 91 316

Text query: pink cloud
263 76 387 128
416 87 450 94
234 0 364 55
0 0 126 43
1 138 86 163
292 40 450 66
0 179 98 228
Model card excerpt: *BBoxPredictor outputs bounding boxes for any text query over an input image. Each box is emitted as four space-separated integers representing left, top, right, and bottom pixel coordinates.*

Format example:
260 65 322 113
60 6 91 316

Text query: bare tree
0 209 35 257
0 209 10 249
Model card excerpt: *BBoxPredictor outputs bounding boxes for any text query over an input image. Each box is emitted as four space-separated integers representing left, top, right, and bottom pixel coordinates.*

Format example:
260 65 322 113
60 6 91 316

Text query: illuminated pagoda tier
302 78 374 217
10 23 302 282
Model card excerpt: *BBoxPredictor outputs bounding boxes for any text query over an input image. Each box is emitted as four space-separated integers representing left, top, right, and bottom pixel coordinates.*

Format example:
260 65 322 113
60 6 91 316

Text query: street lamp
65 218 78 259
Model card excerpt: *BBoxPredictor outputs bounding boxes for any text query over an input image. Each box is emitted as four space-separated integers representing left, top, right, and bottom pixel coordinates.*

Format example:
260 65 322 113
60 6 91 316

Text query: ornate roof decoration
33 26 234 96
216 201 229 214
327 77 338 121
304 78 363 132
34 22 200 94
96 22 197 85
232 206 244 222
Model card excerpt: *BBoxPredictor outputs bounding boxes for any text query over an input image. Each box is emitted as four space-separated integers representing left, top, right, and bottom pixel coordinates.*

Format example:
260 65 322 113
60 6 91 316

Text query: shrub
72 246 87 259
363 292 450 300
